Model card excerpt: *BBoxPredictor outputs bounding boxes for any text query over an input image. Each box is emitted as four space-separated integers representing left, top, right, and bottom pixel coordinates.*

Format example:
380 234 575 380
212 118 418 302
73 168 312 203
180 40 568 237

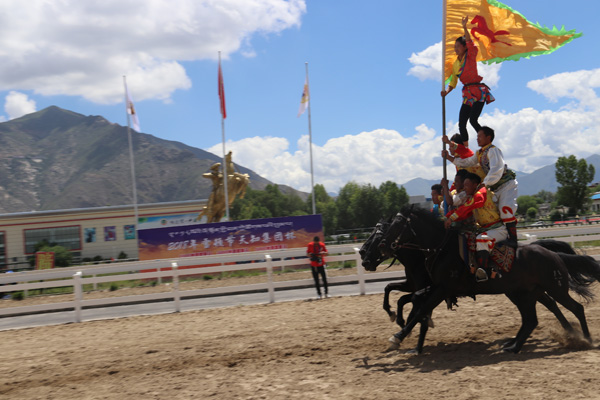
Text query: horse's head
470 15 484 26
385 206 449 252
359 218 392 271
379 208 418 252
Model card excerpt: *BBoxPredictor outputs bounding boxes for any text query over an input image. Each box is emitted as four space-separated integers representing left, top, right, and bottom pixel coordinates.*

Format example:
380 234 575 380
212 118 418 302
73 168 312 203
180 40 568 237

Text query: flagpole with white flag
123 76 140 231
298 62 316 215
218 51 230 221
441 0 448 181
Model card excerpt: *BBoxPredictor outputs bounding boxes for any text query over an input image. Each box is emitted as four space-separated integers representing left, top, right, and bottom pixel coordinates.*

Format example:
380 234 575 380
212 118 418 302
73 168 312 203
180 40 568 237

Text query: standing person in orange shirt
307 236 328 299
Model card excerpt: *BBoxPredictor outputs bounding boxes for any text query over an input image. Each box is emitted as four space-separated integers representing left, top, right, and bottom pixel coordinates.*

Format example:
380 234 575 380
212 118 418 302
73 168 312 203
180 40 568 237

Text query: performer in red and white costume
442 126 518 248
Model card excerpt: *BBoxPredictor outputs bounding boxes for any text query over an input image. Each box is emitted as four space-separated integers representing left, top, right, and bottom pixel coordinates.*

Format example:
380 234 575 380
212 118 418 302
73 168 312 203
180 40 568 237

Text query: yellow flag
444 0 582 83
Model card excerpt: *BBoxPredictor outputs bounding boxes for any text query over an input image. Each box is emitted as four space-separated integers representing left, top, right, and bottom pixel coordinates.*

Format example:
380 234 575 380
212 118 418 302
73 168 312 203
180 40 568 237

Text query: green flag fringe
482 0 582 64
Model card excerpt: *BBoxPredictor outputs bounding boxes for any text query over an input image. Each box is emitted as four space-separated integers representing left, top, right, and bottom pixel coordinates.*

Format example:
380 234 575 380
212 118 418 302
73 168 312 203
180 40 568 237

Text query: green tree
348 184 383 229
526 207 538 220
277 188 307 217
230 185 308 220
230 188 273 220
533 190 555 204
555 155 595 212
335 182 361 230
263 184 286 216
379 181 409 218
517 195 539 216
308 184 338 235
320 201 338 235
549 210 562 222
313 184 331 204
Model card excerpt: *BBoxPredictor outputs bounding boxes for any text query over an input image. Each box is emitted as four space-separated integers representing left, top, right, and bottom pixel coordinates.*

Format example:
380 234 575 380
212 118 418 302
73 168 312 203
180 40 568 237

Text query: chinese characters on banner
35 251 55 270
137 214 324 261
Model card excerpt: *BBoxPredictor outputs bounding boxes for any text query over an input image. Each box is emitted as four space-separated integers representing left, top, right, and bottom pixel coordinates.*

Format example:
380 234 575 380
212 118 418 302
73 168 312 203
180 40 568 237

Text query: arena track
2 286 600 399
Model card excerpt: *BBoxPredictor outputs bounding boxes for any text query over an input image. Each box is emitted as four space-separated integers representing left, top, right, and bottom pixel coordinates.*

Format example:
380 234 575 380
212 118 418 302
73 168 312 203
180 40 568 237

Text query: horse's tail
531 239 577 255
556 252 600 302
529 239 599 300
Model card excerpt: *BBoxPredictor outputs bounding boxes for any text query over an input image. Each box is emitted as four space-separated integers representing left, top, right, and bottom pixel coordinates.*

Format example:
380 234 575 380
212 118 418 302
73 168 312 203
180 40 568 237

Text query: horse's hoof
389 311 397 323
502 344 520 354
404 348 419 355
385 335 400 351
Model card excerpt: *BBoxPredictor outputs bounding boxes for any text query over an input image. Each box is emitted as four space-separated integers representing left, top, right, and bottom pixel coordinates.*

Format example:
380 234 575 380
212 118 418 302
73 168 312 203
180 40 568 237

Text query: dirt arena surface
2 279 600 399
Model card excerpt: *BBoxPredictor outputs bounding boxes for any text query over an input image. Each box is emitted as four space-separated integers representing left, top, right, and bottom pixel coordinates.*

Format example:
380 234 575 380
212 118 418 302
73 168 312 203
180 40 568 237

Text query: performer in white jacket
442 126 519 248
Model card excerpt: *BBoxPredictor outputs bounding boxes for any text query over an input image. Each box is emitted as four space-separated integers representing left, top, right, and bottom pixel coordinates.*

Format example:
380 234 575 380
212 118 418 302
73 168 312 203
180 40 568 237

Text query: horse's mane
399 205 446 231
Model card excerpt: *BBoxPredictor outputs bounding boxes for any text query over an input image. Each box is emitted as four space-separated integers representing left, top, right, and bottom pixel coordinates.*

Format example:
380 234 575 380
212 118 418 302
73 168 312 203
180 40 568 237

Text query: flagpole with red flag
218 51 230 221
305 62 316 215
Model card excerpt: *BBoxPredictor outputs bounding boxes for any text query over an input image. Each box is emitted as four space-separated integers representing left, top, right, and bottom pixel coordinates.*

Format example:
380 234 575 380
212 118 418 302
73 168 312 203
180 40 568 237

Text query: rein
383 257 397 271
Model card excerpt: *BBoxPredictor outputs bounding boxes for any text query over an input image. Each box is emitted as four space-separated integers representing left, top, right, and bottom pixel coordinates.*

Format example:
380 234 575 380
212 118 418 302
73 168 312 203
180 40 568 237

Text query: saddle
461 231 516 273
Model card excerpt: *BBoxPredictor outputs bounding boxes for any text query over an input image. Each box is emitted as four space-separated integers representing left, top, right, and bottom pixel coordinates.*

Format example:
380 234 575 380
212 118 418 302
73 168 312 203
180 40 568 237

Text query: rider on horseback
442 126 519 248
442 168 470 210
444 172 508 282
430 184 445 218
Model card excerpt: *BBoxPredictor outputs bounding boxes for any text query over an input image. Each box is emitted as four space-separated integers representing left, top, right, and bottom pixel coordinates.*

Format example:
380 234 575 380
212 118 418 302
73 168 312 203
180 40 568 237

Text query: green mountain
0 106 303 213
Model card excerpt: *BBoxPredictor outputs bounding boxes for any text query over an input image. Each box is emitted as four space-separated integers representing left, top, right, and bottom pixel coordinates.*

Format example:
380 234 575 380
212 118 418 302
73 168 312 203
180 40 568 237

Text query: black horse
360 215 582 353
365 206 600 353
360 218 439 353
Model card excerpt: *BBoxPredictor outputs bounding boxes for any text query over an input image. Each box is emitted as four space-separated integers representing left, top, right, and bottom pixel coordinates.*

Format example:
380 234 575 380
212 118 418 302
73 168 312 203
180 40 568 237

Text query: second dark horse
361 208 600 353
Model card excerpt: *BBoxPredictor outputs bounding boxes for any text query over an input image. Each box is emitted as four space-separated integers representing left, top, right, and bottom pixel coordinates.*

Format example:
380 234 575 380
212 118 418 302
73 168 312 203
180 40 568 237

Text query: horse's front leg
396 293 414 327
383 282 403 322
383 281 411 322
388 286 445 350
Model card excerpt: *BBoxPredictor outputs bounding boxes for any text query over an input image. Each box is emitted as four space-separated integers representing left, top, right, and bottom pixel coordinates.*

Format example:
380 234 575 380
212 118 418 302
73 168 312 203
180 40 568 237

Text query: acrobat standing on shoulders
441 15 495 147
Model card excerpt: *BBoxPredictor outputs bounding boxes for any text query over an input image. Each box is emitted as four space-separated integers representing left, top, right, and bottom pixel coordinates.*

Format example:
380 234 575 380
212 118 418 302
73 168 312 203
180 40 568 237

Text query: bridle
386 211 452 275
373 222 400 270
389 212 418 251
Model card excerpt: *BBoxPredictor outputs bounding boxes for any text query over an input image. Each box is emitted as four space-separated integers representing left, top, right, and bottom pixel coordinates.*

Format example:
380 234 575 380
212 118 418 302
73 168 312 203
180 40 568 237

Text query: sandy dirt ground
2 269 600 399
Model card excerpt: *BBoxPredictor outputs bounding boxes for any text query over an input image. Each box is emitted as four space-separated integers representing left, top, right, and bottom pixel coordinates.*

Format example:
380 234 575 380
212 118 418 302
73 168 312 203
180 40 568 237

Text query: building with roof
591 193 600 212
0 199 206 271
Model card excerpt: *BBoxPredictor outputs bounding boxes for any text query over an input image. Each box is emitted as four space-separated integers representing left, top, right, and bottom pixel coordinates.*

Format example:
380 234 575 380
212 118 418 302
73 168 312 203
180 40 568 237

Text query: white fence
2 227 600 326
0 244 405 324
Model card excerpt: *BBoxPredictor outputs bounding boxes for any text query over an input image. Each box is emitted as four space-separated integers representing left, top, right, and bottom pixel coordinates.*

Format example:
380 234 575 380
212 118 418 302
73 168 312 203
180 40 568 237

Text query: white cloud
207 128 445 193
407 42 442 82
408 41 501 88
206 68 600 194
0 0 306 104
4 91 37 120
527 68 600 104
494 69 600 172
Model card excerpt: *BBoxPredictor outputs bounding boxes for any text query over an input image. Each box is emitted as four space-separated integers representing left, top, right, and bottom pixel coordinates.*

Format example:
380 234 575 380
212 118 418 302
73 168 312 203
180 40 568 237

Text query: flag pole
305 62 316 215
123 76 139 231
441 0 448 181
219 51 230 221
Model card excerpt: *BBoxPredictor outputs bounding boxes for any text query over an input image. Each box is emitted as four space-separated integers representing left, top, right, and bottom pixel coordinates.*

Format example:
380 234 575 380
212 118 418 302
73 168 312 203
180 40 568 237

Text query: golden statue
199 151 249 223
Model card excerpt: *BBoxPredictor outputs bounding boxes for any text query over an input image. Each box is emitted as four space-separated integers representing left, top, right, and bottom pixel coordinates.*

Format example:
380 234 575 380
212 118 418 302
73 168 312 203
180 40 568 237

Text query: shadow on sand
352 337 597 374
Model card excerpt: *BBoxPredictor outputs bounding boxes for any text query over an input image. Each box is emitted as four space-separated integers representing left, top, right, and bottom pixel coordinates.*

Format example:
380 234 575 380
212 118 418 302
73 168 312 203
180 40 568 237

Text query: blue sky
1 0 598 194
